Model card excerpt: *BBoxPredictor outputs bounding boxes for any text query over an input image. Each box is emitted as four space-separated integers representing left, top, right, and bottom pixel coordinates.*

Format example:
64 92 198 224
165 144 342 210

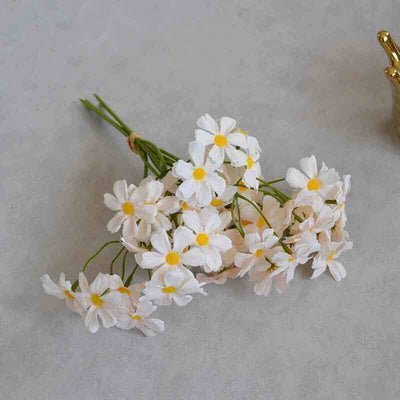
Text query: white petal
137 219 152 242
84 307 99 333
173 160 194 180
183 210 202 233
194 129 214 145
227 132 248 148
40 274 63 299
172 294 193 306
225 145 247 166
157 196 180 214
196 113 219 134
219 116 236 134
107 212 127 233
113 180 128 203
196 182 212 207
286 168 308 189
78 272 91 295
135 204 157 223
209 145 225 166
90 273 110 294
98 307 117 329
104 194 122 211
188 141 206 167
204 246 222 271
164 270 185 287
300 155 318 179
211 234 232 252
329 260 346 281
140 251 166 269
173 226 196 252
181 247 206 266
178 179 197 200
206 173 226 197
150 230 171 254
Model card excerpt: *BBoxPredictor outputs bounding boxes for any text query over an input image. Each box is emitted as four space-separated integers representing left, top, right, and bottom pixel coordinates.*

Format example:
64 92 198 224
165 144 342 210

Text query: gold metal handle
377 30 400 89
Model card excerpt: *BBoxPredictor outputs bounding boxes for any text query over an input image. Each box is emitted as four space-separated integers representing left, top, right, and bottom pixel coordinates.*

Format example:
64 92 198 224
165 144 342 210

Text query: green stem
110 247 125 275
71 240 121 291
124 264 139 287
121 250 129 281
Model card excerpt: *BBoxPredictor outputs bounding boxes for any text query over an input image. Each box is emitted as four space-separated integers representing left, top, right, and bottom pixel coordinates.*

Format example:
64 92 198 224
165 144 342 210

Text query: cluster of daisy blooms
42 101 353 337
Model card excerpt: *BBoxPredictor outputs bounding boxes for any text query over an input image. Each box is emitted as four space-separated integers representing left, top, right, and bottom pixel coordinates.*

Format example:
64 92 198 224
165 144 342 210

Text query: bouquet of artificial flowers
41 94 353 336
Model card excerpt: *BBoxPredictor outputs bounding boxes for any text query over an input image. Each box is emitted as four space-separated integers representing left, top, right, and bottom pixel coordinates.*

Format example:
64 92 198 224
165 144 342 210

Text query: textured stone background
1 1 400 399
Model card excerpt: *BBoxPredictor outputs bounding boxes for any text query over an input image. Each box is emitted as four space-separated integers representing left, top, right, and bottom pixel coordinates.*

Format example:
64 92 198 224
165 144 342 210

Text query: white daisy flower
40 273 85 315
116 299 165 337
108 275 144 305
75 272 121 333
311 231 353 281
104 180 158 233
173 141 226 207
334 174 351 227
235 137 262 189
194 113 248 166
208 184 237 210
270 243 314 282
142 267 207 306
138 227 205 270
249 267 288 297
286 155 339 211
183 208 232 272
234 229 279 277
121 220 144 254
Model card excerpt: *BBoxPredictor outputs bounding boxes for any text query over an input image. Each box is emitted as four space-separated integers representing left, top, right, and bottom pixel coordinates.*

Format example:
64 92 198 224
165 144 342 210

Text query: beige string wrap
127 131 143 154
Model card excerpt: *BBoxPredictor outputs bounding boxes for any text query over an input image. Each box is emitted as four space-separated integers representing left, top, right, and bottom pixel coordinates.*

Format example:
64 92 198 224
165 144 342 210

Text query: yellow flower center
181 202 189 211
90 293 104 307
255 249 264 258
289 257 296 263
193 167 206 181
247 156 254 169
241 219 252 226
196 233 209 246
211 198 223 207
257 217 266 228
339 202 344 210
165 251 180 266
64 290 74 300
307 178 321 191
130 314 142 321
327 250 335 262
214 134 227 147
117 286 131 294
122 202 135 215
238 180 248 192
162 286 176 294
266 266 278 274
239 129 248 135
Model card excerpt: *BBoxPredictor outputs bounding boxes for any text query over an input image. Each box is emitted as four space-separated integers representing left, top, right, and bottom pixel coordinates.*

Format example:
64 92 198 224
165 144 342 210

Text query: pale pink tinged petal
122 217 138 241
137 219 152 242
157 196 180 214
241 204 259 222
227 132 248 148
329 260 346 281
209 144 225 166
164 270 185 288
245 232 261 253
254 256 269 270
205 246 222 271
173 226 196 252
181 247 206 266
311 267 326 279
271 252 290 267
135 204 157 223
173 160 194 180
219 211 232 231
254 277 273 296
183 210 202 233
194 129 215 145
98 308 117 329
107 212 126 233
40 274 64 299
234 252 254 270
225 145 247 167
85 307 100 333
178 179 197 200
188 141 206 167
221 185 237 202
274 273 289 294
320 168 340 186
113 180 128 203
196 113 219 134
286 168 309 189
104 194 122 211
78 272 91 295
196 182 212 207
90 273 110 294
143 318 165 334
154 213 172 231
173 294 193 306
286 265 296 282
211 234 232 252
201 209 220 233
300 155 318 179
140 251 165 269
206 173 226 197
145 181 164 202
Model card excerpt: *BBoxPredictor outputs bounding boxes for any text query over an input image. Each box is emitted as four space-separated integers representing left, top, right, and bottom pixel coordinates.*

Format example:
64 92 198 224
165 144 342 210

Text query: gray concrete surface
1 1 400 399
